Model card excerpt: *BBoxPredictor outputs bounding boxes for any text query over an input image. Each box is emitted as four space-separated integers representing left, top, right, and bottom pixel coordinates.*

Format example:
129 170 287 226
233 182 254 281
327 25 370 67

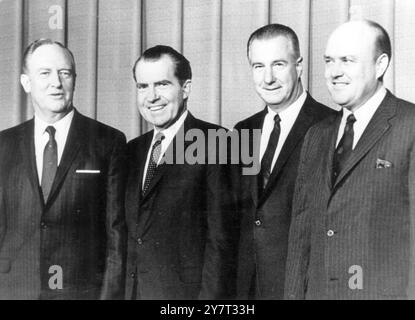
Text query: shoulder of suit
76 112 126 142
189 116 227 132
234 109 265 130
0 119 32 141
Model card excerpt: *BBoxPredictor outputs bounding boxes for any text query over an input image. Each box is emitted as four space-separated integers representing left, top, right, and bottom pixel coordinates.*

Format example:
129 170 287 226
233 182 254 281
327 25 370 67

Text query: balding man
285 20 415 299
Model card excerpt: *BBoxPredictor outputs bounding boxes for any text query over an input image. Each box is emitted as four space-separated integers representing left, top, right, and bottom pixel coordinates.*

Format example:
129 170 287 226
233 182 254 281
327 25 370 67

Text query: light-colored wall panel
270 0 311 90
0 0 24 129
183 0 221 124
221 0 270 129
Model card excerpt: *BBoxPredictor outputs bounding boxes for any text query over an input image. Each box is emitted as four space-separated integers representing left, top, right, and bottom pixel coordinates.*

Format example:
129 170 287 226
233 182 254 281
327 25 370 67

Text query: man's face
324 23 384 111
20 44 75 122
248 36 303 112
135 55 191 130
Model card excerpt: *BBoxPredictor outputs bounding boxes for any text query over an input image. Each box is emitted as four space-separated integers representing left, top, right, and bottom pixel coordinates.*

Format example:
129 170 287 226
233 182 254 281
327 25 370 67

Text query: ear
375 53 389 80
182 79 192 100
20 74 31 93
296 56 303 79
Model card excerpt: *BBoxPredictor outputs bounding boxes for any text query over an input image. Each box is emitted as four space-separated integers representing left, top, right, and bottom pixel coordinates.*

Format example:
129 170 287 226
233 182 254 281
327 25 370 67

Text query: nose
263 66 275 85
49 70 63 87
146 86 159 102
327 61 343 79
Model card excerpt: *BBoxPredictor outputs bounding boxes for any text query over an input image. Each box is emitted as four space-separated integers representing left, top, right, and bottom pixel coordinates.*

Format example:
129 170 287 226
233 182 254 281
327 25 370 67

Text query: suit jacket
125 112 237 300
0 110 127 300
235 93 337 299
285 91 415 300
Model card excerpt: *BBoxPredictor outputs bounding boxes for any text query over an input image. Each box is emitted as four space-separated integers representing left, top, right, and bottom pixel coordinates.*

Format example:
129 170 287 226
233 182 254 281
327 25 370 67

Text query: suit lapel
44 110 82 210
19 119 44 209
245 108 267 207
332 91 396 191
258 95 317 205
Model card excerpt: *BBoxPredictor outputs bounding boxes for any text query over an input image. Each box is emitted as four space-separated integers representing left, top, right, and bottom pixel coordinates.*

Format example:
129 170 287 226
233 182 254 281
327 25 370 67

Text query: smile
147 105 165 111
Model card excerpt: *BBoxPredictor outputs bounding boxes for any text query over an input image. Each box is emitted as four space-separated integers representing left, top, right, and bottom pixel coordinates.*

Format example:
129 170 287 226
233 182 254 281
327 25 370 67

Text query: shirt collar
343 86 387 121
34 109 75 137
266 90 307 121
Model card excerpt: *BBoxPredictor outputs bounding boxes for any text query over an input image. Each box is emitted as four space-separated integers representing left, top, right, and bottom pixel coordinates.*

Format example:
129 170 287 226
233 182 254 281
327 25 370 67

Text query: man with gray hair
0 39 127 299
234 24 336 300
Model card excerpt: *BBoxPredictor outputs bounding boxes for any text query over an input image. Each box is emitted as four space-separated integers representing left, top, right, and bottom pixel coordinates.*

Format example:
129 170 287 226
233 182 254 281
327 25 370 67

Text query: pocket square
75 169 101 174
376 158 392 169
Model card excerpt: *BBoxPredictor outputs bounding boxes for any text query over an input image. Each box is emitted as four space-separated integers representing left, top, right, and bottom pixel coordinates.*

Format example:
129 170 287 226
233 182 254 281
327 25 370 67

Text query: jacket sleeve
99 132 128 300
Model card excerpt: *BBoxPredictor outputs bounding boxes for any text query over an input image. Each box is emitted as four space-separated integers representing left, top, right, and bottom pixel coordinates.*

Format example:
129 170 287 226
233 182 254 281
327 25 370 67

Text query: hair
22 38 76 75
132 45 192 85
364 20 392 62
247 23 301 61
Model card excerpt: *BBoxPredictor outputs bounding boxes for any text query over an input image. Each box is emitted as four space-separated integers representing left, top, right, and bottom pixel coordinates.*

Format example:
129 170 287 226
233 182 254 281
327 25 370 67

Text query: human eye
324 57 333 64
59 70 72 78
136 83 147 90
156 81 170 87
39 70 50 77
252 64 263 70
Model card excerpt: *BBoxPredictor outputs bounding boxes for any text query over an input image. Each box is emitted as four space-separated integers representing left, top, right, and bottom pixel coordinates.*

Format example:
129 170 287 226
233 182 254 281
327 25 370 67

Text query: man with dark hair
234 23 336 300
0 39 127 299
125 45 237 300
285 20 415 299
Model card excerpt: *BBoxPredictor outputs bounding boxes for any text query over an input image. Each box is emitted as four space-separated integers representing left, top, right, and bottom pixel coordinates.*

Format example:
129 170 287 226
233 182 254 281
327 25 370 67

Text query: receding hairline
247 34 299 62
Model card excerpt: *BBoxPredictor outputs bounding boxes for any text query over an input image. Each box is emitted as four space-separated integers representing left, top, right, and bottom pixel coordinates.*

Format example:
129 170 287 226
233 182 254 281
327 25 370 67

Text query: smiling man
285 20 415 299
234 24 336 300
0 39 127 299
125 45 237 300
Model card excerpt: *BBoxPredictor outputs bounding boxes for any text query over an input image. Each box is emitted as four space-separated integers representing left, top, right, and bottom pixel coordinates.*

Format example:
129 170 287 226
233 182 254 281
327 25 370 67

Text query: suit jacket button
136 238 143 245
255 220 261 226
130 272 136 278
327 230 335 237
40 222 47 229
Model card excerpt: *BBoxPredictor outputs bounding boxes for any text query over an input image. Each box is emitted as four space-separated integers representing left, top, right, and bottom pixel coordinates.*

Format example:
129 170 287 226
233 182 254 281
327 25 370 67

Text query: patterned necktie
259 114 281 193
41 126 57 202
332 113 356 182
142 132 165 195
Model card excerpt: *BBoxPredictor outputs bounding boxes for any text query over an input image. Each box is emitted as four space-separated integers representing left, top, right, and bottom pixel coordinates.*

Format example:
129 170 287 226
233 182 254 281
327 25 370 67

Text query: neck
35 105 73 124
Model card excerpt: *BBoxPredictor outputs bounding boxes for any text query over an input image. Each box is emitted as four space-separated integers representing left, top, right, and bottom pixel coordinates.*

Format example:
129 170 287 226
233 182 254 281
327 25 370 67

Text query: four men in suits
0 39 127 299
1 19 414 300
124 45 237 299
235 24 336 299
285 20 415 299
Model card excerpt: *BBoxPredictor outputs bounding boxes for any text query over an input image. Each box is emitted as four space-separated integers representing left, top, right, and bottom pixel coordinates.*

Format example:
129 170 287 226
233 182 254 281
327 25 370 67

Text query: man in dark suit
0 39 127 299
285 20 415 300
125 45 236 300
234 24 336 300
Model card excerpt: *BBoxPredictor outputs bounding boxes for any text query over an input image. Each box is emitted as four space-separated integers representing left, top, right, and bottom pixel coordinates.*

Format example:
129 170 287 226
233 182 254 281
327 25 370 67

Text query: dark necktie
332 113 356 182
142 132 165 195
259 114 281 193
41 126 57 202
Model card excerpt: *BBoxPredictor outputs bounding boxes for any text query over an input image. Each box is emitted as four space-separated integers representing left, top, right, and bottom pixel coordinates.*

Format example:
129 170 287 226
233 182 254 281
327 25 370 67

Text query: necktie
41 126 57 202
259 114 281 193
332 113 356 182
142 132 165 195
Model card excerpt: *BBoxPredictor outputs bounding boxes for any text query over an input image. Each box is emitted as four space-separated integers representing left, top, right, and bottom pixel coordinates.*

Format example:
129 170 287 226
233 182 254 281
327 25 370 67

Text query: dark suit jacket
285 91 415 300
235 93 337 299
125 112 237 300
0 110 127 300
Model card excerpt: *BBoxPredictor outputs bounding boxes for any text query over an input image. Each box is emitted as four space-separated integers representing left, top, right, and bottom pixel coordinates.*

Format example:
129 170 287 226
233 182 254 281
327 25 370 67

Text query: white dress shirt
142 110 188 188
259 91 307 172
335 86 387 149
34 109 74 184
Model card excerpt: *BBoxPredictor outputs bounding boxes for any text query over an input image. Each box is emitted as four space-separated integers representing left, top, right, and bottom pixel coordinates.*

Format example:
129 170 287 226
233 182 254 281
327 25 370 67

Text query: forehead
26 44 73 71
135 55 178 83
249 36 295 62
325 23 376 58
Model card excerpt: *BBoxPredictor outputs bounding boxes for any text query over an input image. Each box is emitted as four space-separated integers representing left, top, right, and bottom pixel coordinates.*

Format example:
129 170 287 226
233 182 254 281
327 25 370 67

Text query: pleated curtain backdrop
1 0 414 140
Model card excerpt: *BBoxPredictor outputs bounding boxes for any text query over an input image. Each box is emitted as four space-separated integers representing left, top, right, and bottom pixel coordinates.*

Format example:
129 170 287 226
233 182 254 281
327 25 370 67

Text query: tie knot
154 132 165 143
45 126 56 138
346 114 356 124
274 114 281 124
